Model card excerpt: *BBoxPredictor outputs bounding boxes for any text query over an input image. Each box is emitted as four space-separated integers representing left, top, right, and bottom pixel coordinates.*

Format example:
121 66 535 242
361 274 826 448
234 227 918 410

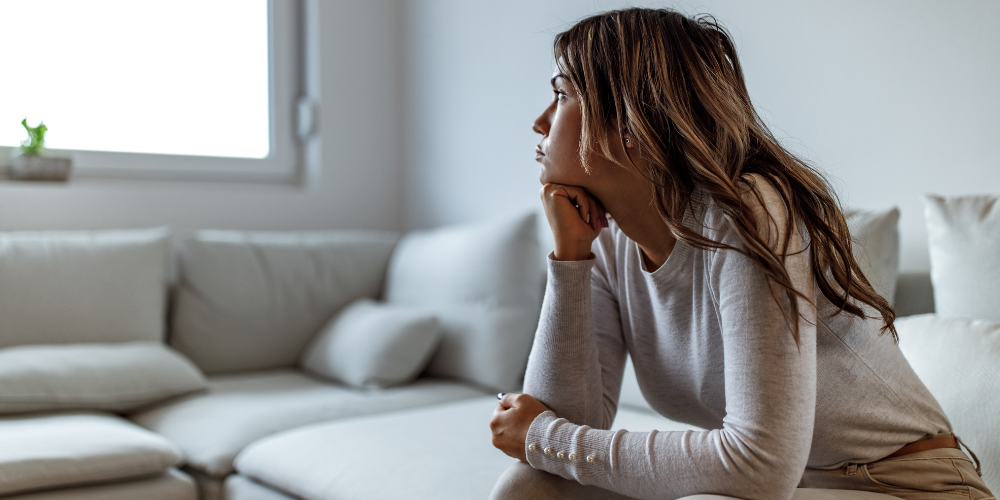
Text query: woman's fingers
489 393 551 463
540 183 606 261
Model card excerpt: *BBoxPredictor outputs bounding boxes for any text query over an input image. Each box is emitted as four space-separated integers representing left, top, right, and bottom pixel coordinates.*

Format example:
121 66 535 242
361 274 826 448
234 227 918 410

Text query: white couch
0 200 996 500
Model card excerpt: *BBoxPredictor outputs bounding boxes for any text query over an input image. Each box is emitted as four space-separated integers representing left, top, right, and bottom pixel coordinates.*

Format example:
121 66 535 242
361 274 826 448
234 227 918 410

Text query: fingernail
497 392 506 400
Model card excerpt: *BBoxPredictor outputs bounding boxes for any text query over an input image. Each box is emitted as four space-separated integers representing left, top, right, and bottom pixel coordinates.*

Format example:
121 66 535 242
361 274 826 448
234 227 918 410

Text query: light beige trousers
490 447 994 500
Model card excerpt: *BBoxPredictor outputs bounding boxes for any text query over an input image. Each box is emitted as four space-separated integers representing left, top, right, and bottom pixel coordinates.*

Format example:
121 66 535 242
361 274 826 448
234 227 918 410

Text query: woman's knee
490 462 568 500
490 462 634 500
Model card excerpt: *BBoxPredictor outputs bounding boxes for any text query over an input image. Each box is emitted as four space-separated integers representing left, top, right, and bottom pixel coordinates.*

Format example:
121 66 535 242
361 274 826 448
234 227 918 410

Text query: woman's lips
535 147 545 160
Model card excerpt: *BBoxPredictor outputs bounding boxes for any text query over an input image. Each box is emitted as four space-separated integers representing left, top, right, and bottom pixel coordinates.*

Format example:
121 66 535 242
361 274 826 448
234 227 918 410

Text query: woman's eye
553 90 566 102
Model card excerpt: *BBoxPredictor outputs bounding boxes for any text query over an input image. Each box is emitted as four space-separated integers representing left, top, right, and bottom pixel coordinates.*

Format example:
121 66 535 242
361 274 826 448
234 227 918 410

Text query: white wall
401 0 1000 271
0 1 405 233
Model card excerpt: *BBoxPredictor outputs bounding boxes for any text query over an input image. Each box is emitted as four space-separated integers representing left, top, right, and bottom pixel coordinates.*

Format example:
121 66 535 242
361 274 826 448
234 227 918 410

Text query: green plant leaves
20 118 47 156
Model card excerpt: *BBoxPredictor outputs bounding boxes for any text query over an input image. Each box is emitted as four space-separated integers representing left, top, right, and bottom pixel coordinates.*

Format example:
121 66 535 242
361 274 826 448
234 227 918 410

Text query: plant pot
10 154 72 181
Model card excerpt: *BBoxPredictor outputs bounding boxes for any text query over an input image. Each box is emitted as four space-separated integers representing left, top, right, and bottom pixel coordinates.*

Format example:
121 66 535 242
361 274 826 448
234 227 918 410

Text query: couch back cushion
170 230 399 374
0 228 170 348
845 208 900 304
385 213 543 391
924 194 1000 321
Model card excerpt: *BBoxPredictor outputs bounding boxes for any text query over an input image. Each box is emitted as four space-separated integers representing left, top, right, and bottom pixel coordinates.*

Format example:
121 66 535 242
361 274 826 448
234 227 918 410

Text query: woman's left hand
490 393 550 462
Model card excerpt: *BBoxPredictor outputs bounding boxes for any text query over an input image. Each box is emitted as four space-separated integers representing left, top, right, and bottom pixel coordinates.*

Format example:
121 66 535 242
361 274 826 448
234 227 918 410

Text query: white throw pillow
300 299 442 389
385 213 544 391
845 208 900 304
896 314 1000 491
0 228 170 348
170 230 399 374
0 343 207 414
924 194 1000 321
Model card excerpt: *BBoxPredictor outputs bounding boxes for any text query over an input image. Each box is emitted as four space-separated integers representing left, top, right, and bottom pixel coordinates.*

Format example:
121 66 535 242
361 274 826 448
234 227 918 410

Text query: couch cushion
385 214 544 391
3 468 196 500
0 412 183 496
924 194 1000 321
130 369 486 477
170 230 399 374
896 314 1000 491
845 208 900 304
225 475 297 500
234 397 517 500
232 396 697 500
300 299 442 389
0 342 207 414
0 228 170 348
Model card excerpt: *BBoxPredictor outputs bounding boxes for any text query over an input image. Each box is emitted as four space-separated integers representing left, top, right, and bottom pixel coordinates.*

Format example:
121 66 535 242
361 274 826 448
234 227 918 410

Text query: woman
488 8 993 500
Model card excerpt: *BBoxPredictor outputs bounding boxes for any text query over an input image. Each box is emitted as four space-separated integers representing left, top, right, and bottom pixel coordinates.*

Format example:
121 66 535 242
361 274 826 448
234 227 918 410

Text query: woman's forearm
522 257 623 430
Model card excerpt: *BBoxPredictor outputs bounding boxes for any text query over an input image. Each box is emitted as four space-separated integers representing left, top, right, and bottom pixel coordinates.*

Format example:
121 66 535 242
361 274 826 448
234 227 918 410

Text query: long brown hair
554 8 896 341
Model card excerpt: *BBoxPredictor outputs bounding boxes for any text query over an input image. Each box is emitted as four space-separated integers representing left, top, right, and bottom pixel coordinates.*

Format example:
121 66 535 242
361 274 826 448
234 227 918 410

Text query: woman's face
532 73 592 189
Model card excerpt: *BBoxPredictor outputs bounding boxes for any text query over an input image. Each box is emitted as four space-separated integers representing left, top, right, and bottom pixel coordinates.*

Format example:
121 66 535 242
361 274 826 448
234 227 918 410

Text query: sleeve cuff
524 410 620 484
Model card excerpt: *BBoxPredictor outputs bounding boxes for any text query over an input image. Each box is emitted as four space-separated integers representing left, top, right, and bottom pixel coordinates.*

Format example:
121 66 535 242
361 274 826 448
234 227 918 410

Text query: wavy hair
554 8 895 341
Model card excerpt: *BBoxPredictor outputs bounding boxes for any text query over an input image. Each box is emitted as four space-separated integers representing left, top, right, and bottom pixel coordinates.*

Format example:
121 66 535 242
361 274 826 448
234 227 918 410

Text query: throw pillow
384 213 544 392
924 194 1000 321
0 342 208 414
170 230 399 374
845 208 900 304
896 314 1000 491
300 299 442 389
0 228 170 348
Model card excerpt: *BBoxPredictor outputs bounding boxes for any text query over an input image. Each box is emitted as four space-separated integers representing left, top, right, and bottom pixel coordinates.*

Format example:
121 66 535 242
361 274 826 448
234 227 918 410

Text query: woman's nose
532 112 549 136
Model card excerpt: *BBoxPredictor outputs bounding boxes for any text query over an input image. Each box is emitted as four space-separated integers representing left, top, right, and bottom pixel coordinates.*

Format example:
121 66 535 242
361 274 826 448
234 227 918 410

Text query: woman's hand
490 393 550 462
540 183 608 261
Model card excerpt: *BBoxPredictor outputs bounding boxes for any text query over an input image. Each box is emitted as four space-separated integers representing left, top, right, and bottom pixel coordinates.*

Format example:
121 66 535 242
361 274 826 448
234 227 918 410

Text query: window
0 0 309 183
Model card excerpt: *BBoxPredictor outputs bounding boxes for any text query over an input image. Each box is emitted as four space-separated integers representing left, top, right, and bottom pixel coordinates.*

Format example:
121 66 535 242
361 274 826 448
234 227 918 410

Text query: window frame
2 0 308 184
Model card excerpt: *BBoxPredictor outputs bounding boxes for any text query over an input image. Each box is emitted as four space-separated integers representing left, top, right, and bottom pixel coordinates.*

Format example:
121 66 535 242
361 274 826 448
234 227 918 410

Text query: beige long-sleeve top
522 187 950 500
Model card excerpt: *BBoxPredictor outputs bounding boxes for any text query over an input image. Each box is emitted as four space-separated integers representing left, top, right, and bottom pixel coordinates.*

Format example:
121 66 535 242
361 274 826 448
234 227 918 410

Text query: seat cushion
226 475 297 500
2 468 196 500
0 412 183 496
0 228 170 348
234 396 518 500
233 396 697 500
170 230 399 374
130 369 486 477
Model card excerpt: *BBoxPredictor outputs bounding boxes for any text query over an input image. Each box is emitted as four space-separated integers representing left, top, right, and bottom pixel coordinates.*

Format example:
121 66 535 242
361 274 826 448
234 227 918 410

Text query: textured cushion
300 299 442 388
896 314 1000 490
924 194 1000 321
232 397 696 500
385 214 544 391
130 369 486 477
170 230 399 374
3 469 196 500
234 397 518 500
226 475 297 500
0 412 183 496
0 342 207 414
845 208 900 304
0 228 170 348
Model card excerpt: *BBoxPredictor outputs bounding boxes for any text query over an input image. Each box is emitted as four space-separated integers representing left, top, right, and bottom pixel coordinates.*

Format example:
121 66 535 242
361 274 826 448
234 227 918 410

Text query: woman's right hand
540 183 608 261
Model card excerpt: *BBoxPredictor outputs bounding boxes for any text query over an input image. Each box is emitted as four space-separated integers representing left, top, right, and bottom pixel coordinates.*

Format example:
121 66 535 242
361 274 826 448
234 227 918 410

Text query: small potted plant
11 119 72 181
